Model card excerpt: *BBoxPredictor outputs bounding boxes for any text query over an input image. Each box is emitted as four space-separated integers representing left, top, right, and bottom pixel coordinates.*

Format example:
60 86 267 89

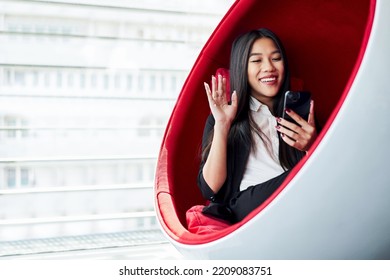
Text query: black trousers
229 170 291 223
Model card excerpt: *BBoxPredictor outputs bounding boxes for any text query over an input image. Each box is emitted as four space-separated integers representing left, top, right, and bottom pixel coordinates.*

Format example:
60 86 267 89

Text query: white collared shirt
239 96 285 191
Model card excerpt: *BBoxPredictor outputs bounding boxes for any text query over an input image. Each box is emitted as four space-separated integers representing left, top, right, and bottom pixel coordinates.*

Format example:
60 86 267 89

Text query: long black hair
203 28 305 170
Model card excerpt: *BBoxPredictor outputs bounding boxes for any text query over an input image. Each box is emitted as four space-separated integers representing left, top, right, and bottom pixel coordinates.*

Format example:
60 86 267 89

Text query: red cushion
186 205 231 235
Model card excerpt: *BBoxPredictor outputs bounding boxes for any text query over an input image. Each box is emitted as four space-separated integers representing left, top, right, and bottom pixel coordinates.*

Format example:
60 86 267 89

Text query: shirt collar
249 96 265 111
249 96 273 116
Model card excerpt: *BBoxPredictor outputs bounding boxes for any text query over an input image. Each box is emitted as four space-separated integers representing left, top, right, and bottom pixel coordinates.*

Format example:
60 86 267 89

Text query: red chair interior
155 0 375 244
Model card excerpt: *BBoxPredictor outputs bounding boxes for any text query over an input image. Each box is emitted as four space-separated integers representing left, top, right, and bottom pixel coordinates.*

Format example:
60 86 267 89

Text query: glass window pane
0 0 233 258
6 168 16 188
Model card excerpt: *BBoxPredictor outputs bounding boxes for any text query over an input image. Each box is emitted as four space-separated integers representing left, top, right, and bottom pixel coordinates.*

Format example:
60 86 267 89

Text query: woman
198 28 317 223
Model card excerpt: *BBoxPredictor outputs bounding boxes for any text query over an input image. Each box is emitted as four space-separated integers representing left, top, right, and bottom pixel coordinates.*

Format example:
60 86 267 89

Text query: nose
263 59 276 72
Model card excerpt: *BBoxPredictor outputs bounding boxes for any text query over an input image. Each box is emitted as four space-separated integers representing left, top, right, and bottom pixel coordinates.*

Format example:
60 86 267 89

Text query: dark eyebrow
249 50 281 57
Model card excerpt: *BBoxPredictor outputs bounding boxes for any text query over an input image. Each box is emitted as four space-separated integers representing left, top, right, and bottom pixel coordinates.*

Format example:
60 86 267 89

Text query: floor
0 229 184 260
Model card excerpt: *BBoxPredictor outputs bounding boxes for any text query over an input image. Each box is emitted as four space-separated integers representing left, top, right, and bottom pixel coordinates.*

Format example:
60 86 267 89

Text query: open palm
204 75 238 126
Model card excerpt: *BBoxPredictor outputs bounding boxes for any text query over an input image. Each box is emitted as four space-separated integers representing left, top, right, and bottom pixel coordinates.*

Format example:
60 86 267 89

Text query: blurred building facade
0 0 232 243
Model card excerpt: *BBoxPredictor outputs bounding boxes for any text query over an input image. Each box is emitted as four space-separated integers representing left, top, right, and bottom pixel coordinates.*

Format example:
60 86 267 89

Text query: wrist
214 121 231 135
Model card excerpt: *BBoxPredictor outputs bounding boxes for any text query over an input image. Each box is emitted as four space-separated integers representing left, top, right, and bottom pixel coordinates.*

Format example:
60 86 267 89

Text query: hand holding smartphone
282 91 311 125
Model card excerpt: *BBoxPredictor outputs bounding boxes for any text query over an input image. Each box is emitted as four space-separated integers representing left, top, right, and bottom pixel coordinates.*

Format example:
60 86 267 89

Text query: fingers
307 100 315 127
276 121 300 141
230 90 238 116
230 90 237 107
212 75 217 100
217 75 223 97
204 82 214 108
276 125 310 151
283 108 306 127
205 75 228 106
276 112 317 152
279 132 298 149
214 75 225 98
284 100 315 129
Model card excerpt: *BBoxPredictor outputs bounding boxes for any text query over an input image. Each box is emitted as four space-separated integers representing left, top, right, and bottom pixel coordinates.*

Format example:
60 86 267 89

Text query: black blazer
197 114 251 222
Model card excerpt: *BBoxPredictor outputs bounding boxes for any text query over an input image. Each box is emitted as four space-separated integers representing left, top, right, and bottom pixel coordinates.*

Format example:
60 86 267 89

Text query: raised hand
202 75 238 193
204 75 237 127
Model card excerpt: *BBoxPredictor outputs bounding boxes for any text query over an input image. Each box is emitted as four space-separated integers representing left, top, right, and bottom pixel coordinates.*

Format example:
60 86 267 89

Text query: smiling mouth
260 76 277 83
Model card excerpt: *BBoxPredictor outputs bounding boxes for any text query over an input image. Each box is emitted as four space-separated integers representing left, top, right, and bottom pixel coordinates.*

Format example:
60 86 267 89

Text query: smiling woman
247 37 285 107
198 28 316 224
155 0 390 259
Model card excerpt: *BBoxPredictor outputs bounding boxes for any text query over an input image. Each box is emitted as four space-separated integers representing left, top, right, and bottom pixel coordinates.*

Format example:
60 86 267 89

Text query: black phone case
282 91 311 124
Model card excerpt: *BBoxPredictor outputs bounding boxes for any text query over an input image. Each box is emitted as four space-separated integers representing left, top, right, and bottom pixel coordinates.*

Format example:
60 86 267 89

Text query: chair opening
155 0 375 244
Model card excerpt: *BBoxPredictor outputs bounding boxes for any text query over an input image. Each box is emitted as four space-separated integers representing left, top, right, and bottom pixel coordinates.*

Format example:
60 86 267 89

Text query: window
67 72 74 87
114 74 121 89
0 0 233 258
5 167 16 188
80 73 86 88
33 71 39 86
126 74 133 91
104 74 110 90
21 119 29 138
138 117 150 137
56 71 63 87
44 72 50 87
4 116 17 138
4 69 12 85
138 75 144 92
149 74 156 91
90 73 97 88
14 71 25 86
20 168 30 187
171 75 177 91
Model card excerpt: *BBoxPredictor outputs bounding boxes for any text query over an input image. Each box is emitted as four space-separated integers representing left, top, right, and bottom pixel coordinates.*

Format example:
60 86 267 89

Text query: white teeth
260 77 276 83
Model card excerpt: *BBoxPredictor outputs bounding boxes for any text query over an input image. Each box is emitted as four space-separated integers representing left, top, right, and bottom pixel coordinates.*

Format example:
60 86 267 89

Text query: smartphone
282 91 311 125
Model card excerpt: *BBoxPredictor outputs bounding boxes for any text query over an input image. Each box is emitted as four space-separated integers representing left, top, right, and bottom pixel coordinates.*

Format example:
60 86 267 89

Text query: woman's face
247 37 285 107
